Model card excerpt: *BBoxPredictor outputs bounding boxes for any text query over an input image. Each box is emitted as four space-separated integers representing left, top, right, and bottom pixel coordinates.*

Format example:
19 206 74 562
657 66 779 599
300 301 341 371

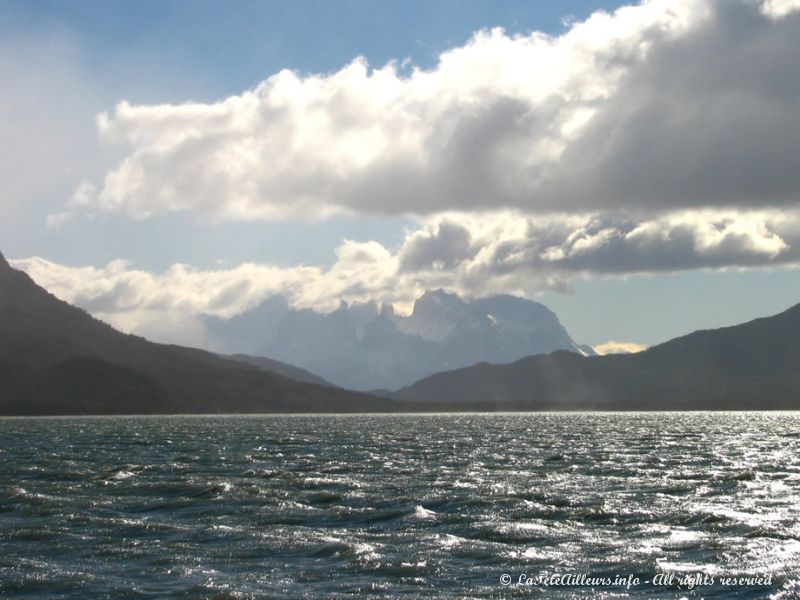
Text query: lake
1 413 798 598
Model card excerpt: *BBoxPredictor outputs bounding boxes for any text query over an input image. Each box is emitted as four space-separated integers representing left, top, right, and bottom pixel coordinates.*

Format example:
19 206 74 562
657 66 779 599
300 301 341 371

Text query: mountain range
0 251 399 415
394 303 800 410
3 248 800 414
204 290 591 390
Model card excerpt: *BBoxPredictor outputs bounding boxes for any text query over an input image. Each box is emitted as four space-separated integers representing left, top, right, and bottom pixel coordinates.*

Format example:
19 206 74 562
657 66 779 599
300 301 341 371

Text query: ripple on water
0 412 798 598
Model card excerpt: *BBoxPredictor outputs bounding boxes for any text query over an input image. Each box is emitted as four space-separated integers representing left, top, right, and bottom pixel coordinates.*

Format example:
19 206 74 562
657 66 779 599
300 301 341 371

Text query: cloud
509 209 795 274
11 0 800 338
59 0 800 224
11 207 800 335
398 221 477 272
594 341 648 355
762 0 800 18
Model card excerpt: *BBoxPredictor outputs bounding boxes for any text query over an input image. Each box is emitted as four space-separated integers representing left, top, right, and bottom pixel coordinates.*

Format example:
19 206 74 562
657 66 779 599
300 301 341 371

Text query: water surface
1 413 799 598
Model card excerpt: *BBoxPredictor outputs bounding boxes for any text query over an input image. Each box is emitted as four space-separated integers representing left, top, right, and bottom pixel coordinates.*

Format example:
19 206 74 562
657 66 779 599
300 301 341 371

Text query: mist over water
1 413 799 598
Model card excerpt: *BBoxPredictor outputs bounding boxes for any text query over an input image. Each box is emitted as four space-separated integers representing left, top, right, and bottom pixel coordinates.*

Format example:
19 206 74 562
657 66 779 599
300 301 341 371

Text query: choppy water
1 413 800 598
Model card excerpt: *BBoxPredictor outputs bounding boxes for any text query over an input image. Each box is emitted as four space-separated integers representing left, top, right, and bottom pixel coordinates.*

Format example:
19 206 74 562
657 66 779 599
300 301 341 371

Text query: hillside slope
0 252 399 415
223 354 335 387
395 304 800 410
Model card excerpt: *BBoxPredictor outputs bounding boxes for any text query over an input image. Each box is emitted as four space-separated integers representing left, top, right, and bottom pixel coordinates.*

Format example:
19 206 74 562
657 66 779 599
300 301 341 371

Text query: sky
1 0 799 350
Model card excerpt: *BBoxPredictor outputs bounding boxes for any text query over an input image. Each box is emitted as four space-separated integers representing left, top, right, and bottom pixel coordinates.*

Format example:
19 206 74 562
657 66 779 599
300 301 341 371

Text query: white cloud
594 341 648 355
59 0 800 223
11 0 800 338
762 0 800 19
12 207 800 334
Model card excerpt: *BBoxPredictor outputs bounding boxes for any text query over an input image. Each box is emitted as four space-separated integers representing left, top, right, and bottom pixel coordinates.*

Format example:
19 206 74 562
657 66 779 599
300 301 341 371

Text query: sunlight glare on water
1 412 799 598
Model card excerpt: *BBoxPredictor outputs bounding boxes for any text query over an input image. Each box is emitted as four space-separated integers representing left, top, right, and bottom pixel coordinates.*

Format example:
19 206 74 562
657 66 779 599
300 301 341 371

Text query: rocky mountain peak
204 288 585 390
380 302 395 318
411 289 466 318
